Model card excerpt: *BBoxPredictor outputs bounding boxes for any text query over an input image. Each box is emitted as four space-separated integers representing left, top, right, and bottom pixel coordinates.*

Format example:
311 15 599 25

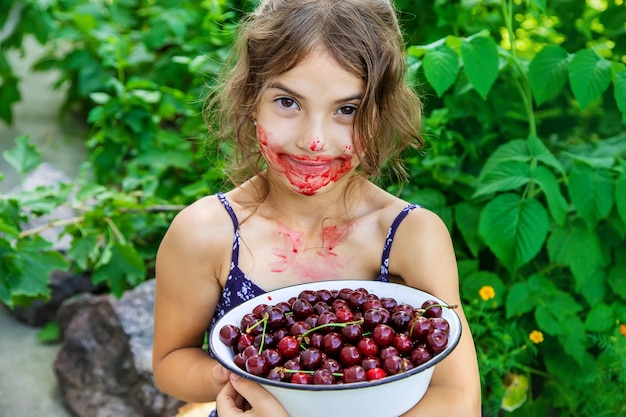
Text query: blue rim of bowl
208 280 462 391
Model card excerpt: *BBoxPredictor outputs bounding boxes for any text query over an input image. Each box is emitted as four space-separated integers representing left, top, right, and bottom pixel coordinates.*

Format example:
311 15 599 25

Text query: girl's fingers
228 374 289 417
212 364 231 386
216 382 245 415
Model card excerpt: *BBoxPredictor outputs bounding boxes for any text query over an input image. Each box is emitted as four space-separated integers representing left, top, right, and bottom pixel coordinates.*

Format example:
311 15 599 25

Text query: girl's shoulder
162 194 235 256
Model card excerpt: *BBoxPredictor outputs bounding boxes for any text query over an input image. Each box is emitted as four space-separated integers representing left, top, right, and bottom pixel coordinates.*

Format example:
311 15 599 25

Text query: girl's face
254 49 363 196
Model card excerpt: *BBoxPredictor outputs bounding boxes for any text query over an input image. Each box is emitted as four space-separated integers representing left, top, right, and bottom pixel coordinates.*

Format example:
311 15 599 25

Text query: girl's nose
307 136 323 152
297 116 328 152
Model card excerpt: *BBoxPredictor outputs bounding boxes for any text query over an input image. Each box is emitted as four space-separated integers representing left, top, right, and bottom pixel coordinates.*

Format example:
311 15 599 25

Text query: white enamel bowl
209 280 462 417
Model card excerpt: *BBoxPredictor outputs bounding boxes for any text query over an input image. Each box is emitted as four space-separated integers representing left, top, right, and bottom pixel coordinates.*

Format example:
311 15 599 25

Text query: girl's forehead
269 49 363 89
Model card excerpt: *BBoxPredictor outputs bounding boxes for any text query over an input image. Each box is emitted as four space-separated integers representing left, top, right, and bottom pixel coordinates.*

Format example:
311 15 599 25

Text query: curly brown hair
204 0 423 191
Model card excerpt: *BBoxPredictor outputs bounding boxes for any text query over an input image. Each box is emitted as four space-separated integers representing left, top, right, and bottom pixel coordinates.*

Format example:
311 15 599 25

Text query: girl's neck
242 173 369 230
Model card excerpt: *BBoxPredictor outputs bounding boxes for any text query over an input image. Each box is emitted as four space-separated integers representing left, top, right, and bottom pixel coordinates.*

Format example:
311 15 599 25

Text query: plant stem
18 216 85 238
501 0 537 137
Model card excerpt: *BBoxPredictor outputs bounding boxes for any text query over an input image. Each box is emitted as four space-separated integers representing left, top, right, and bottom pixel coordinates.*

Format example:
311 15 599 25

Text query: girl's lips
282 154 338 172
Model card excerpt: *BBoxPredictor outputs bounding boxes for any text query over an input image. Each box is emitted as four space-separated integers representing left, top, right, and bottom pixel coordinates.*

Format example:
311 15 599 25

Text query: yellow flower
529 330 544 344
620 323 626 338
479 285 496 301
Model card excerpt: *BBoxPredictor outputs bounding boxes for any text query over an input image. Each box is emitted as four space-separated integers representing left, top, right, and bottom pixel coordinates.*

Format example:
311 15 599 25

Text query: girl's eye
336 105 357 116
276 97 299 109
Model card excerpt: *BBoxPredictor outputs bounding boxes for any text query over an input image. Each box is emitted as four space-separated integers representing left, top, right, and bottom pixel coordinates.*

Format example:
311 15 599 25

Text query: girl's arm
391 208 482 417
152 197 233 403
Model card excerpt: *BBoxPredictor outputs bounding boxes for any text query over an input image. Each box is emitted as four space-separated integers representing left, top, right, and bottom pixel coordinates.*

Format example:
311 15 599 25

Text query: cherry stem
409 303 458 337
417 303 458 317
300 318 364 340
246 314 269 354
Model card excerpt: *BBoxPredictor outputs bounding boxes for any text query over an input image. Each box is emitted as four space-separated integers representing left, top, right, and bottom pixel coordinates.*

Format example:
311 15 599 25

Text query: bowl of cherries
209 280 462 417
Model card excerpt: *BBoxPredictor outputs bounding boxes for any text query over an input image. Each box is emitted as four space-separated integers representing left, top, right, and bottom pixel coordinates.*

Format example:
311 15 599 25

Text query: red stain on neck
269 221 349 280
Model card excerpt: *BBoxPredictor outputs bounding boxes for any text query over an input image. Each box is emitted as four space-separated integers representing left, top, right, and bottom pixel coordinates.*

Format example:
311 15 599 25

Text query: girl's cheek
257 125 287 170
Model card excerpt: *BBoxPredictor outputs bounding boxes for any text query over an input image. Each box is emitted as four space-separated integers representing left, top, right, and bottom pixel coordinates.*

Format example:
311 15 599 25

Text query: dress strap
379 203 420 281
216 192 240 266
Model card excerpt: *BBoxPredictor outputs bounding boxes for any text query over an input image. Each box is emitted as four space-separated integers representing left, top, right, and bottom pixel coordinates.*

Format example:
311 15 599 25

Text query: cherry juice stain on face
270 222 349 280
257 125 354 195
308 136 323 152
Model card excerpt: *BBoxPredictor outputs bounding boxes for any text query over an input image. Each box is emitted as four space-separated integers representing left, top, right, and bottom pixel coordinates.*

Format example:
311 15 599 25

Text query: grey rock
54 279 184 417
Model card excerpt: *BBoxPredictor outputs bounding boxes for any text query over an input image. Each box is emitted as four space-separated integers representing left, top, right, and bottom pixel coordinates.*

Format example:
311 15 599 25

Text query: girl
152 1 481 416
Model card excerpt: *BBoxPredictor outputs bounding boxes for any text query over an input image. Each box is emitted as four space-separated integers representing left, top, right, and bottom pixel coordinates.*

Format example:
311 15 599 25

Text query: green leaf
547 223 605 291
569 49 612 109
36 322 61 344
479 194 549 272
454 202 483 257
460 36 499 100
423 45 460 97
531 166 569 226
568 163 615 228
614 69 626 124
462 270 506 306
505 282 534 317
0 77 21 124
5 237 69 307
67 233 100 270
608 255 626 302
89 92 111 104
528 45 570 106
577 268 606 306
617 167 626 225
535 305 562 335
479 139 530 180
558 318 588 365
473 161 531 198
527 135 566 177
528 0 547 11
2 135 41 176
92 241 146 297
585 304 615 333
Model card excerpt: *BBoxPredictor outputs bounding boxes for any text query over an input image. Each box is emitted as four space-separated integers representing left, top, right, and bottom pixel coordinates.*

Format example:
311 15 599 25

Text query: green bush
1 0 625 415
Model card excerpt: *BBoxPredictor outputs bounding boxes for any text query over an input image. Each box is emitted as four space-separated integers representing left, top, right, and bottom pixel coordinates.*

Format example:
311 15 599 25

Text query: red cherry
323 332 343 356
361 356 381 371
366 367 387 381
408 315 432 341
357 336 379 357
277 336 300 359
372 324 396 346
426 329 448 354
245 354 269 376
342 365 367 383
410 346 433 366
300 347 323 369
430 317 450 334
219 324 241 347
290 372 312 384
339 344 362 367
335 307 355 323
392 333 414 355
313 368 335 385
421 300 443 318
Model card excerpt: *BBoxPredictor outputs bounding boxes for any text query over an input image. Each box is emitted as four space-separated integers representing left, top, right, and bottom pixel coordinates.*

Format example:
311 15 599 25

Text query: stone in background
54 279 185 417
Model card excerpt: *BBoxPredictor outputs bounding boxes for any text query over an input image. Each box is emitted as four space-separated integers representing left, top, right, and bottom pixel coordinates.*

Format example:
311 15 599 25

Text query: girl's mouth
278 153 353 195
283 154 337 173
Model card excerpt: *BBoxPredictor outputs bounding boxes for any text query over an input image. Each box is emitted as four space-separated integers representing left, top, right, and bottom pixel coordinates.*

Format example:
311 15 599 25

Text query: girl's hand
212 364 232 390
216 374 290 417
